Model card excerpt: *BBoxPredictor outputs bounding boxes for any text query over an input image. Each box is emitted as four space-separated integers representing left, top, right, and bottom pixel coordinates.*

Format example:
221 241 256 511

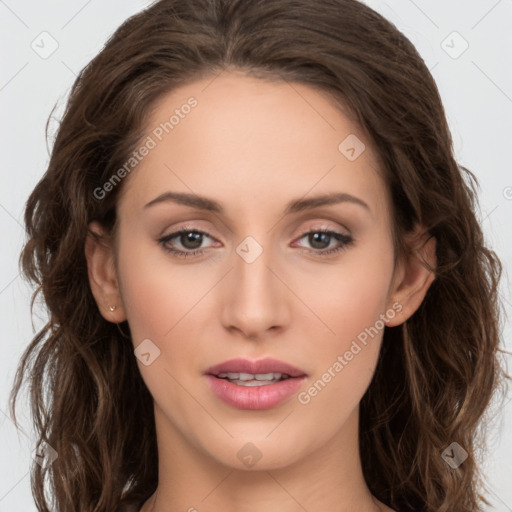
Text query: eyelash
158 227 354 259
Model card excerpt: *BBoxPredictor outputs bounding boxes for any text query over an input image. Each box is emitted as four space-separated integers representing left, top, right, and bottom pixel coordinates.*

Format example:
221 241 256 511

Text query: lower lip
205 375 306 410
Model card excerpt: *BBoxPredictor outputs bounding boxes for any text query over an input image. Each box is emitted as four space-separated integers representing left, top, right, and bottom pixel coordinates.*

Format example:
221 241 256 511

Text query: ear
385 225 436 327
84 221 127 323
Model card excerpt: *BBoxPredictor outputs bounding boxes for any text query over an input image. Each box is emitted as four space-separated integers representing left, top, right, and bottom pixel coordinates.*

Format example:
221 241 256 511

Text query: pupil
182 232 202 249
309 232 330 249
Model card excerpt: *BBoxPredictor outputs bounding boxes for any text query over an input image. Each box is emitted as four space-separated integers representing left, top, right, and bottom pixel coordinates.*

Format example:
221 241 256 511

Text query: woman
9 0 505 511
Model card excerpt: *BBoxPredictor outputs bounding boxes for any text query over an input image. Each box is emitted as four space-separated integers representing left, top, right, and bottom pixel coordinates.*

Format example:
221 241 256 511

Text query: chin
201 432 312 472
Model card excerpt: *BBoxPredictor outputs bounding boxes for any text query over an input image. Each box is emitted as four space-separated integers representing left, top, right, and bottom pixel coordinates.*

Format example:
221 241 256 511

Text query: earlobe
85 221 127 323
386 226 436 327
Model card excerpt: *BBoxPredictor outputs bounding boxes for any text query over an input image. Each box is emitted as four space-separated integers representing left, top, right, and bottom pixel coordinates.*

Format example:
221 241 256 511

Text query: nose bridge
221 234 288 337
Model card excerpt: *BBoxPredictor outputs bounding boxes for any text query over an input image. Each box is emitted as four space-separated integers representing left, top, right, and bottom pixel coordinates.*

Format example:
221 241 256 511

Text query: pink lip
205 357 307 378
204 358 307 410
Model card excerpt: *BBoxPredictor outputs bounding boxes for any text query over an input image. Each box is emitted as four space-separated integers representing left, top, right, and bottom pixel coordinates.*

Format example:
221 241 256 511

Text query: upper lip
205 358 307 377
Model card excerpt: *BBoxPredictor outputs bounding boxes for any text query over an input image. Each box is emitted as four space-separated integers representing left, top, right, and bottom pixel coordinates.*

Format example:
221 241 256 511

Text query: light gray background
1 0 511 510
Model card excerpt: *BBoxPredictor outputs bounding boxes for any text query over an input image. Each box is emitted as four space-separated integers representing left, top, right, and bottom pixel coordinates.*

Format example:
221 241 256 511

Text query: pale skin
85 70 436 512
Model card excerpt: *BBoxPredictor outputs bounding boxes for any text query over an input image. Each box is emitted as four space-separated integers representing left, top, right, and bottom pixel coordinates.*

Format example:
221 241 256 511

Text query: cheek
301 242 394 344
116 236 212 341
295 238 394 401
115 243 208 412
296 274 390 421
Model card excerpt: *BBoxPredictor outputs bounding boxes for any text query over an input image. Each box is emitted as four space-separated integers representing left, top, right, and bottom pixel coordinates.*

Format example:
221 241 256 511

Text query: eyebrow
144 190 370 214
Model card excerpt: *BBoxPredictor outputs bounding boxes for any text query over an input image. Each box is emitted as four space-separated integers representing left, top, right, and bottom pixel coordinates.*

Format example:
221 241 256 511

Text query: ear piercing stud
109 305 117 312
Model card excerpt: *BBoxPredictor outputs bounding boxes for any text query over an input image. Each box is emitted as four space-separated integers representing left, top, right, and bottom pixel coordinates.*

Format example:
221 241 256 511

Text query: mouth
204 358 307 410
213 371 293 386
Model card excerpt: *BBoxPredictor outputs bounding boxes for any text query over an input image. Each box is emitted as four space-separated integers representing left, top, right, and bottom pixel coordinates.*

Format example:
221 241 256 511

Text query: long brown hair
10 1 506 511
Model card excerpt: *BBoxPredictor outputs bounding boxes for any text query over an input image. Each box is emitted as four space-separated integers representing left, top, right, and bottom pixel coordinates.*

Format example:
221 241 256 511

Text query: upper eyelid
161 217 351 236
161 225 347 237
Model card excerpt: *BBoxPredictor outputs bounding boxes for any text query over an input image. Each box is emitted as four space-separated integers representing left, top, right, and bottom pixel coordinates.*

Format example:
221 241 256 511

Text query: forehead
118 71 389 219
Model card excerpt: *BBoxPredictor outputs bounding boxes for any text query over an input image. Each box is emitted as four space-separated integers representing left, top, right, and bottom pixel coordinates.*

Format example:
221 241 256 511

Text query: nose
220 238 290 341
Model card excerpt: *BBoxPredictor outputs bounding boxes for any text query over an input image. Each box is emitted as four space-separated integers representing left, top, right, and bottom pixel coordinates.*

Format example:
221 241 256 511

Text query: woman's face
95 71 416 470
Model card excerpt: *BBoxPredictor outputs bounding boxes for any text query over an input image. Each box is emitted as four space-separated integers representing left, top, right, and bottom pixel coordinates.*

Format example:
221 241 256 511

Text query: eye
158 228 215 258
293 228 354 257
158 227 354 259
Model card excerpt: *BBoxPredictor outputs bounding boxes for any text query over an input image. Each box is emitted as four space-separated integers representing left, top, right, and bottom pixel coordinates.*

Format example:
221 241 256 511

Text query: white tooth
255 372 278 380
238 372 255 381
227 372 240 379
218 372 228 378
235 380 275 386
